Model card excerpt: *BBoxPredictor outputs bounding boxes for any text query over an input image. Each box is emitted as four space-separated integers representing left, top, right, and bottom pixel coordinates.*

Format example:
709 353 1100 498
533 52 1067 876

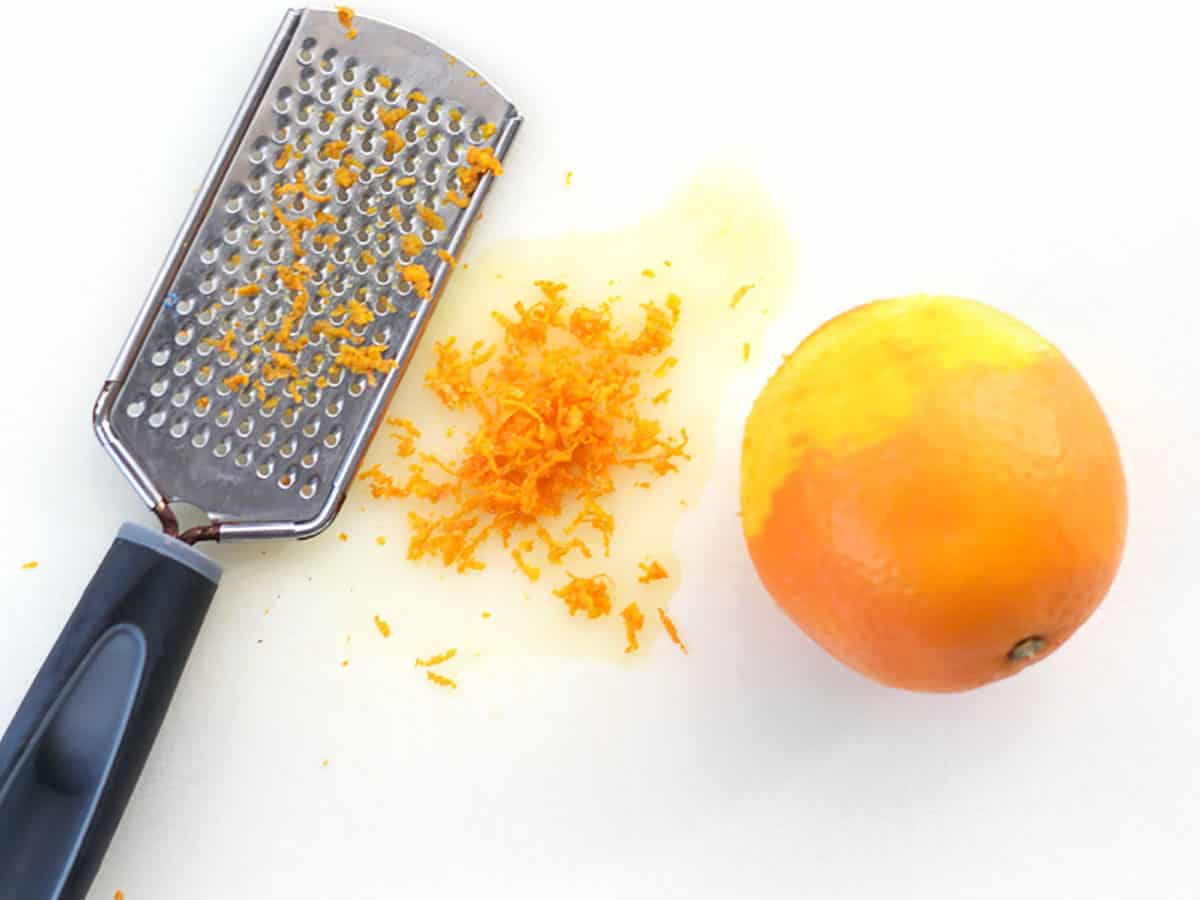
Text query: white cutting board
2 1 1198 898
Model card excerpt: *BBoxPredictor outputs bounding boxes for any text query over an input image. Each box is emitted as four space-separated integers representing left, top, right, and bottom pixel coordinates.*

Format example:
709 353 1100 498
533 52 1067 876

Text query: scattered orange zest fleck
637 560 669 583
436 249 457 268
381 129 405 155
653 356 677 377
652 389 672 404
416 204 445 230
730 283 755 309
335 6 357 39
415 648 457 667
620 602 645 653
481 122 497 138
657 608 688 654
378 107 409 129
400 263 432 299
426 671 456 688
373 614 391 637
376 75 392 88
641 268 655 278
445 188 469 208
565 170 573 186
20 560 37 570
512 541 540 581
400 233 424 256
456 146 503 196
743 341 750 362
338 532 348 541
554 574 613 619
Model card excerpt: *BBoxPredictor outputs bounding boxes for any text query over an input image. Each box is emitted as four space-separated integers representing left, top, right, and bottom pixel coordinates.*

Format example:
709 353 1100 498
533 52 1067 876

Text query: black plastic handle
0 523 222 900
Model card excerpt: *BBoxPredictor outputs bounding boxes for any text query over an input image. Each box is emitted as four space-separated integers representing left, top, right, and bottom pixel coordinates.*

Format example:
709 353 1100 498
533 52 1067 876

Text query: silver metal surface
94 8 522 540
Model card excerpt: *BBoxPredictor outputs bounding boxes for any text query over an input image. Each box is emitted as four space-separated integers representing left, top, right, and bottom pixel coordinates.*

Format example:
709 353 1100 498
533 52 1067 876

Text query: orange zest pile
360 281 690 577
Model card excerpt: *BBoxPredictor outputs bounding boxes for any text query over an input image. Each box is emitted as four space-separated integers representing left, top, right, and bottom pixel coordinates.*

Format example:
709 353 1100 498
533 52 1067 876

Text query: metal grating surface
97 9 520 538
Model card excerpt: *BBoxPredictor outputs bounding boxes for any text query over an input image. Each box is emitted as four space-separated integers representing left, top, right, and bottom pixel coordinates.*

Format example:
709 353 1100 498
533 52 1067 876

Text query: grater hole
148 410 167 429
258 426 277 449
215 407 233 428
302 417 321 438
169 418 189 439
274 86 293 113
213 436 232 458
195 364 214 386
347 376 367 398
299 477 319 500
324 398 343 418
234 446 254 468
236 418 254 438
170 387 190 408
192 426 211 449
150 377 169 398
250 136 270 164
175 297 195 316
256 459 275 479
150 347 170 367
225 195 244 215
193 394 211 415
301 447 320 468
323 426 342 449
279 435 298 458
278 467 298 489
173 357 193 377
126 398 146 419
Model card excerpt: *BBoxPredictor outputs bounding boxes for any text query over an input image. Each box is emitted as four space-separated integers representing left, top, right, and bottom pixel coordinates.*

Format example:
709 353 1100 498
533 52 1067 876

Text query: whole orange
740 295 1126 692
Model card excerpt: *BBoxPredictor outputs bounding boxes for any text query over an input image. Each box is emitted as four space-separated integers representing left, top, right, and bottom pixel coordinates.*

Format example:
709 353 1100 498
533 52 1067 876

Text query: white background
2 1 1199 898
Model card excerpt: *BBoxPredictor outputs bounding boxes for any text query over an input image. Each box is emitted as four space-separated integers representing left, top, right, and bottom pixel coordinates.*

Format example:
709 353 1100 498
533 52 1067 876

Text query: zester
0 9 521 899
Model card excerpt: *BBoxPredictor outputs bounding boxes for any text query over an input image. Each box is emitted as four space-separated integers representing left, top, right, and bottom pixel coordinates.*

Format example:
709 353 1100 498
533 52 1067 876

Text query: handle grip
0 523 222 900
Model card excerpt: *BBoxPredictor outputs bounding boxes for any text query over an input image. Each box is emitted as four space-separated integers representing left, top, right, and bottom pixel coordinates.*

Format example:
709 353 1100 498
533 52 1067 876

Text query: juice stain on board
246 169 795 668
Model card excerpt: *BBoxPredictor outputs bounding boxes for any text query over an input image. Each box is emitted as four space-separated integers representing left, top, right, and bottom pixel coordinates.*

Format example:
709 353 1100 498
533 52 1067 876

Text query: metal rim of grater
93 8 521 544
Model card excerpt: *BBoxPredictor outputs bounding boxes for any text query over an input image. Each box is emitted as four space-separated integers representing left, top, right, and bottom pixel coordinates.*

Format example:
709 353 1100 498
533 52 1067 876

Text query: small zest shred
400 263 432 299
512 541 540 582
335 6 358 39
236 284 260 297
373 615 391 638
20 560 37 570
415 648 457 667
657 607 688 654
554 574 613 619
426 671 457 688
400 233 424 256
338 532 348 541
395 175 417 187
730 283 755 309
436 249 457 269
620 602 645 653
416 204 445 231
409 90 428 103
378 107 409 129
456 146 503 196
641 268 655 278
445 188 469 209
652 389 672 404
637 560 669 583
376 75 392 88
743 341 750 362
115 892 124 900
565 170 573 186
653 356 678 377
376 535 387 546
